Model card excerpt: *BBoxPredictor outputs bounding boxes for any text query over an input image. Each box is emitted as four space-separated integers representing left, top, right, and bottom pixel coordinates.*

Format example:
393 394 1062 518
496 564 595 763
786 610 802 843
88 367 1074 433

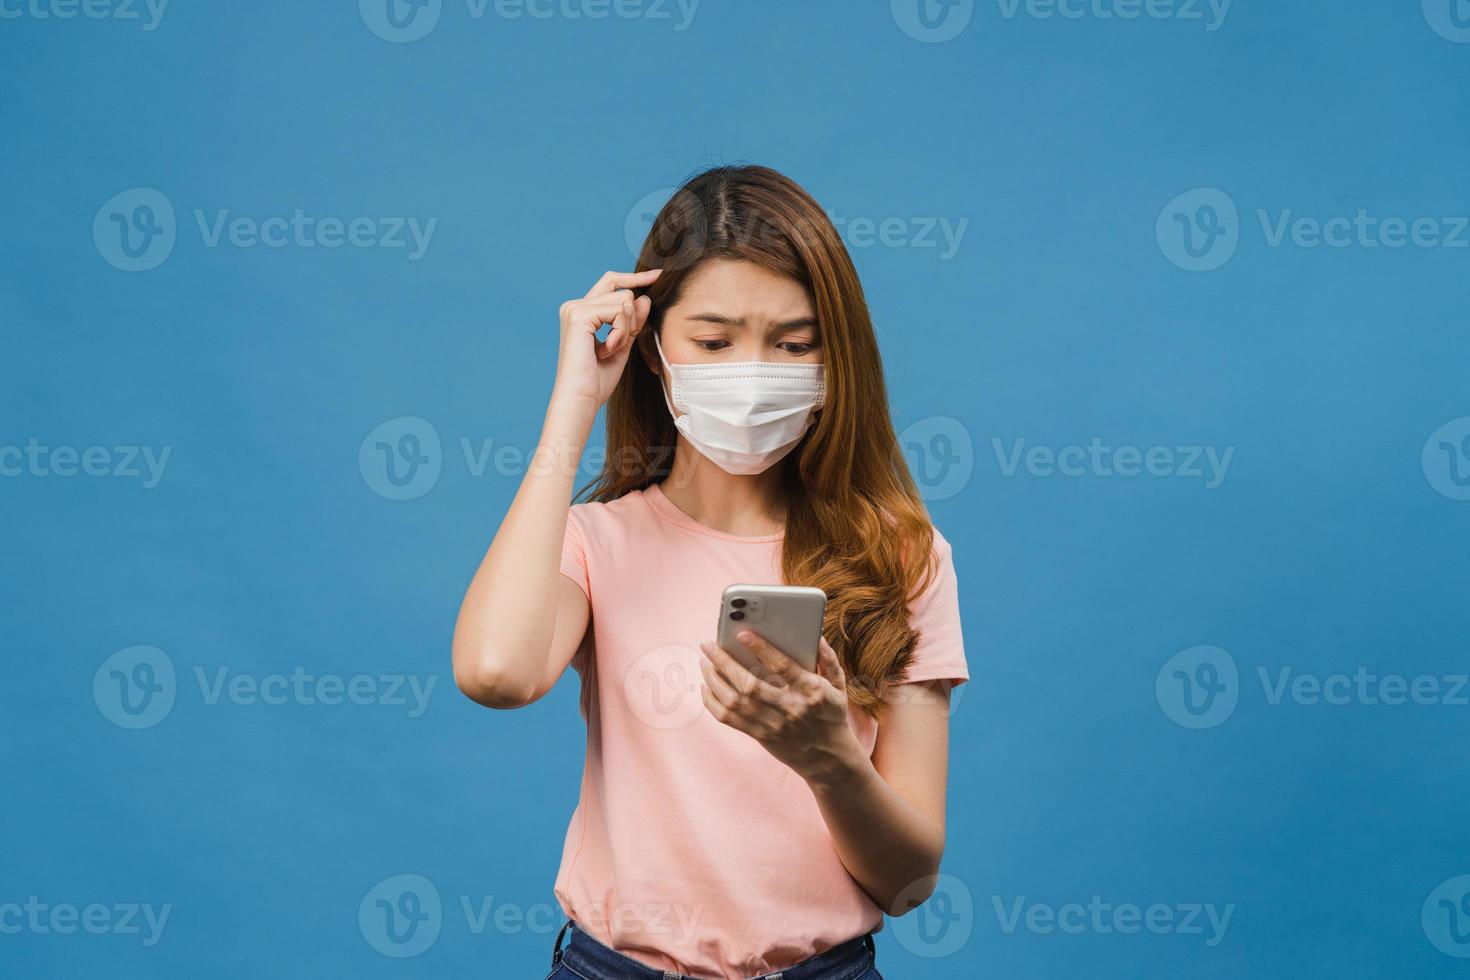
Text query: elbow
453 654 539 710
879 847 946 917
881 869 941 918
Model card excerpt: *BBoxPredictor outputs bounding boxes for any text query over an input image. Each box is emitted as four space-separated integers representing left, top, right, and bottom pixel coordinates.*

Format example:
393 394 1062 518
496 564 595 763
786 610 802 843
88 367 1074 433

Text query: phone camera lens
731 598 747 609
729 610 745 621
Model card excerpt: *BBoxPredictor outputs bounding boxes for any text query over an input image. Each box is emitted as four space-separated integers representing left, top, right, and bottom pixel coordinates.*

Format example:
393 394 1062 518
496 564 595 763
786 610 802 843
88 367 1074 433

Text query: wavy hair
581 165 936 716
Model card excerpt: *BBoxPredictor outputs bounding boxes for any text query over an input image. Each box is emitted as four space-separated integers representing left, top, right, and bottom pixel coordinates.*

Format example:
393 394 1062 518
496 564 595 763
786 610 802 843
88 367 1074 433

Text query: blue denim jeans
545 920 884 980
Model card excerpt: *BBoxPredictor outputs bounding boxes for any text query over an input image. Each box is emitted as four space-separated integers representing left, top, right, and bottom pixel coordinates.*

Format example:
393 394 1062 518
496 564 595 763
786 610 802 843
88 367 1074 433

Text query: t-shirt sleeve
901 528 970 688
559 506 591 600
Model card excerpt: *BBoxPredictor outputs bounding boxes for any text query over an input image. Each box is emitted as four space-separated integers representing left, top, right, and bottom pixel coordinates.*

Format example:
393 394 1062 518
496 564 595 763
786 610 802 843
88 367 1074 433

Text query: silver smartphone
716 584 827 676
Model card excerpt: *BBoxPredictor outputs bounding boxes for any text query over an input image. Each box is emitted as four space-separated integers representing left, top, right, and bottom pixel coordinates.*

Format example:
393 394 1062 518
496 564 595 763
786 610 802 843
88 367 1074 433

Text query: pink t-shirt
554 482 969 979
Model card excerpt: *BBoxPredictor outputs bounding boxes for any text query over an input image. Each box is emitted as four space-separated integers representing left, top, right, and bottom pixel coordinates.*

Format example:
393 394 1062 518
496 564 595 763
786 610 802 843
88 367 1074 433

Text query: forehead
672 259 813 319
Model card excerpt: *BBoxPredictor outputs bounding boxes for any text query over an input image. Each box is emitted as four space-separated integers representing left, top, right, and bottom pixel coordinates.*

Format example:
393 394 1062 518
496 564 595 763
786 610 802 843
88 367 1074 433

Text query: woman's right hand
552 268 661 409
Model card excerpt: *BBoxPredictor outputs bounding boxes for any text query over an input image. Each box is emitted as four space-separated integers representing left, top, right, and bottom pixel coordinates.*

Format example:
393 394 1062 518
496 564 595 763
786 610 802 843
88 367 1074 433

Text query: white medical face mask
654 331 825 476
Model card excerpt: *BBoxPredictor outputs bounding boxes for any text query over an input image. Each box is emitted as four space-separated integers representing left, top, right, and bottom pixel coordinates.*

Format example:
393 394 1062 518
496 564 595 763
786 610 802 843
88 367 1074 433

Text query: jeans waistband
551 919 876 980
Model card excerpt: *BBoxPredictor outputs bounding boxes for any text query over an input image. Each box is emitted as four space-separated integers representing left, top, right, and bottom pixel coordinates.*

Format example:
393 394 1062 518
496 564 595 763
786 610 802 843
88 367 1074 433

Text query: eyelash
693 340 816 356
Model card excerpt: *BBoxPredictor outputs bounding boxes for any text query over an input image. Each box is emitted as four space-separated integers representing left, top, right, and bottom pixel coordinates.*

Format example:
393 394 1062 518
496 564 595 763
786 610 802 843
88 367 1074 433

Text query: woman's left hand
698 631 864 785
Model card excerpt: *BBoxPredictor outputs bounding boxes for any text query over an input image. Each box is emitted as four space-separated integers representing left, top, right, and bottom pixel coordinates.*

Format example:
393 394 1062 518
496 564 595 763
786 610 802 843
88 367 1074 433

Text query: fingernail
738 630 754 643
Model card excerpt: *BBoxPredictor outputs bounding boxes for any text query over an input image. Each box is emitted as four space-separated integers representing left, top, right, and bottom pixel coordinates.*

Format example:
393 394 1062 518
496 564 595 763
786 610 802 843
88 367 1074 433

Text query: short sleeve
901 529 969 687
559 506 591 600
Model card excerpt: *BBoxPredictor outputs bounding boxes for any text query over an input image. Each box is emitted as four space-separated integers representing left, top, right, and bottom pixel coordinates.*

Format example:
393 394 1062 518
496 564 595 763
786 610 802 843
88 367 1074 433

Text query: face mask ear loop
653 330 683 423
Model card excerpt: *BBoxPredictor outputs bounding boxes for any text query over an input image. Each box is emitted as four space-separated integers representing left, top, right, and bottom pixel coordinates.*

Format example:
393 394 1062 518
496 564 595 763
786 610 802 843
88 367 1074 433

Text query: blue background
4 1 1469 976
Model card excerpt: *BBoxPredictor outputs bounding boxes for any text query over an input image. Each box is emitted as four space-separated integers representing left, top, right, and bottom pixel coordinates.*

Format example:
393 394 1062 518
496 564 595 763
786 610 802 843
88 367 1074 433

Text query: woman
453 165 969 980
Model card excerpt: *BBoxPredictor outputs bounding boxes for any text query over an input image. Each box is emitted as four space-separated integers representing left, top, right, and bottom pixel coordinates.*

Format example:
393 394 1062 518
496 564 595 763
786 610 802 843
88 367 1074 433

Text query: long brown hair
582 165 936 716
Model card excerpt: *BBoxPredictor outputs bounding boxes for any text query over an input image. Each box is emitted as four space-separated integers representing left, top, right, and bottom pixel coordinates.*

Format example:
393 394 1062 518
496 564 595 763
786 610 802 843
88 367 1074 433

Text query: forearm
451 391 596 697
805 746 945 915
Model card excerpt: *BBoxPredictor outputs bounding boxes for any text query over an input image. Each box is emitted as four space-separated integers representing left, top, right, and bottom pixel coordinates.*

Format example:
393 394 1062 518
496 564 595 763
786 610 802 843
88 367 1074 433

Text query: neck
659 441 787 537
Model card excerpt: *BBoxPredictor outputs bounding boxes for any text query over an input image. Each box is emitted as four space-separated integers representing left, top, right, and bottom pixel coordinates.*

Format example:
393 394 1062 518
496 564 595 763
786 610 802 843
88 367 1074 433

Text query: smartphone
716 584 827 676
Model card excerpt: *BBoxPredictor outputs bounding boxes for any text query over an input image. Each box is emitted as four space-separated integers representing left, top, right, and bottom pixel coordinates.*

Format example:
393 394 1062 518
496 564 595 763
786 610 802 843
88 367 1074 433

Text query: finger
584 268 662 299
563 294 635 332
597 296 636 361
619 296 639 349
816 637 845 689
699 641 760 695
602 291 636 346
699 642 786 703
700 682 764 735
699 656 741 707
633 294 652 335
737 629 810 687
700 660 787 730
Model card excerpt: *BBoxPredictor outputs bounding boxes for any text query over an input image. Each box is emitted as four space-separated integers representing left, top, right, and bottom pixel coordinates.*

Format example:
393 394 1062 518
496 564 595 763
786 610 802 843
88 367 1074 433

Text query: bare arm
452 269 660 708
450 397 596 708
805 680 952 914
699 633 954 913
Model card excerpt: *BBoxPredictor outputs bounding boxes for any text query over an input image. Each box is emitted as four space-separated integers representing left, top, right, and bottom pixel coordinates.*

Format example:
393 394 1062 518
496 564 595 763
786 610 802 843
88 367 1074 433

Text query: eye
693 339 731 353
777 341 816 356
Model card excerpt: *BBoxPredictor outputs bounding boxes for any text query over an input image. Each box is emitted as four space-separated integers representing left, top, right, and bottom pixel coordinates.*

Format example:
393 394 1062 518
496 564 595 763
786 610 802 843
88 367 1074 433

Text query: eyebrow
686 313 819 332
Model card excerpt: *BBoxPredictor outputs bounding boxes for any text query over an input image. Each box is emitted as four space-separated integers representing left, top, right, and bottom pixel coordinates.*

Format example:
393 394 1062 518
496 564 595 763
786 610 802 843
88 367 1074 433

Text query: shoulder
902 521 955 579
877 501 952 561
567 488 657 540
906 523 959 612
929 525 954 562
